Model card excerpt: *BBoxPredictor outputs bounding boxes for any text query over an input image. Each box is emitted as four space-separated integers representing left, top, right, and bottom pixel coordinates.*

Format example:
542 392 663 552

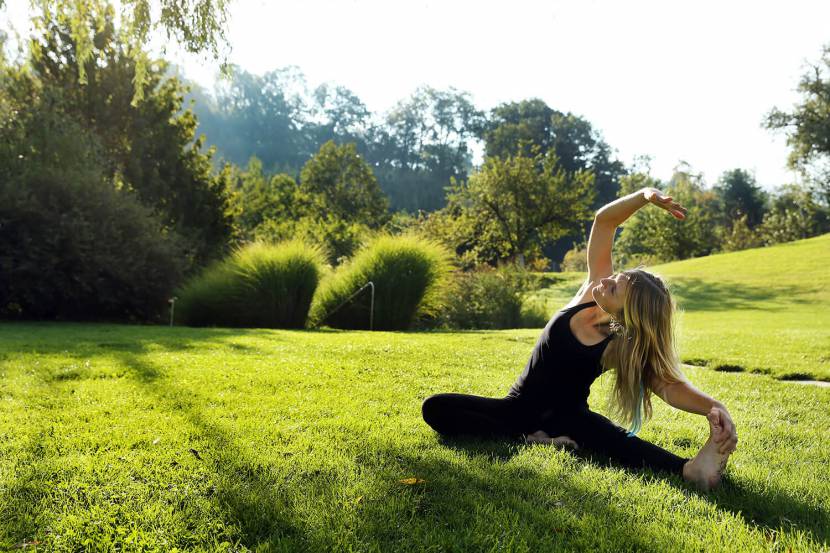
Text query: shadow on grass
434 434 830 547
668 277 811 312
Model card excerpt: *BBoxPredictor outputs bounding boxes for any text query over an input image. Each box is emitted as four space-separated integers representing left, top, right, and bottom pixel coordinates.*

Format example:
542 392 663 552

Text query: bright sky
4 0 830 189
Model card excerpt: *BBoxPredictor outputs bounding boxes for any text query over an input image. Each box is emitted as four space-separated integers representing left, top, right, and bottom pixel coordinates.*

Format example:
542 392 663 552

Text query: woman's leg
421 393 532 439
564 410 688 476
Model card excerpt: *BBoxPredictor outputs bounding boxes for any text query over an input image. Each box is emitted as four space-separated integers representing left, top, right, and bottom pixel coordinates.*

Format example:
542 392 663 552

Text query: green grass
1 322 828 551
528 234 830 381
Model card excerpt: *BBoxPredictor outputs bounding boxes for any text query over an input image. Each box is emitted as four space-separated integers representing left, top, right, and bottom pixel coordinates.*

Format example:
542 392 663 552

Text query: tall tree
765 44 830 205
483 99 625 208
367 86 486 212
299 140 389 226
714 169 767 228
29 6 234 267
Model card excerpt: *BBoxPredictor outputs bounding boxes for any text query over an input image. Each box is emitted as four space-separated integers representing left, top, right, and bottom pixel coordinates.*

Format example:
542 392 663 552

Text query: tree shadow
434 435 830 547
668 277 812 312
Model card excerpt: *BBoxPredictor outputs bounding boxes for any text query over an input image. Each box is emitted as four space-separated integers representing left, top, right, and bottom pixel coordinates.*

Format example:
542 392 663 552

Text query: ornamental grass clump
175 240 327 328
311 235 453 330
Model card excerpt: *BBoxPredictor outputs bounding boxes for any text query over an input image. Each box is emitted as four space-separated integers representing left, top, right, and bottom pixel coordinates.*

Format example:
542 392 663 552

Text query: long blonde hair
600 268 685 430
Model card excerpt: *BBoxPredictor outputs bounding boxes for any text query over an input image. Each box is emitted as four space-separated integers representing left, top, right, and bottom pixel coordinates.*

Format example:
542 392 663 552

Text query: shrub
440 266 526 329
561 243 588 272
0 105 186 322
310 234 453 330
520 297 550 328
175 241 327 328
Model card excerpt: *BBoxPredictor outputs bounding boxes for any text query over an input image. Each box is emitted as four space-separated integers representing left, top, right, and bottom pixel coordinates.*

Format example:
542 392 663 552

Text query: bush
561 243 588 272
519 297 550 328
440 266 527 329
310 234 453 330
0 105 186 322
175 241 327 328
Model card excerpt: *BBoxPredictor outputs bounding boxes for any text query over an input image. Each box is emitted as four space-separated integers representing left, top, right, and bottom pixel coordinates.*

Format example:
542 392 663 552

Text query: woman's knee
421 394 450 429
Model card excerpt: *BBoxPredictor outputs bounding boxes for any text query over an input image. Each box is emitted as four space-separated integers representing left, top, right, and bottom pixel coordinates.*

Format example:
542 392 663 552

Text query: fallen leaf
152 438 161 445
189 448 203 461
399 477 426 485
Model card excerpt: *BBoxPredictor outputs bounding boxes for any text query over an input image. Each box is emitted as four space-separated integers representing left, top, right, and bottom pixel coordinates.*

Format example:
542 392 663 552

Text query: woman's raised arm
587 188 687 282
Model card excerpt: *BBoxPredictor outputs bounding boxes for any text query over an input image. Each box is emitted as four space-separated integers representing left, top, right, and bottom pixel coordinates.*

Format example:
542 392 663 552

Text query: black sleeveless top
507 300 614 414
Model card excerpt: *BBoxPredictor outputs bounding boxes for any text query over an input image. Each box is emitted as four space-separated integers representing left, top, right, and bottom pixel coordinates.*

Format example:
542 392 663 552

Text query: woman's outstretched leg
563 408 732 489
421 393 531 439
564 409 689 476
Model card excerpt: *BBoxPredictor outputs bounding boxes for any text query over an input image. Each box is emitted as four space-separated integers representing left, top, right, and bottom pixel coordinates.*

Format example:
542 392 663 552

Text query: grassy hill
529 233 830 381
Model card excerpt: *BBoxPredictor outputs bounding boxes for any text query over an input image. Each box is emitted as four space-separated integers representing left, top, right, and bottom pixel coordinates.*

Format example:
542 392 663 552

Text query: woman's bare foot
525 430 579 449
682 409 732 491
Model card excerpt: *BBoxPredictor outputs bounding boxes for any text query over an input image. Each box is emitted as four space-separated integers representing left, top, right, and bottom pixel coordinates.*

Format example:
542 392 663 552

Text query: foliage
8 0 230 103
440 265 542 329
175 241 327 328
299 140 389 226
228 157 301 239
228 145 384 264
713 169 768 228
435 148 595 266
561 243 589 272
192 65 316 173
191 73 485 212
616 166 720 265
367 86 486 211
0 89 186 321
757 183 829 245
719 214 763 253
252 215 370 266
310 235 453 330
482 98 626 209
29 7 234 269
765 44 830 205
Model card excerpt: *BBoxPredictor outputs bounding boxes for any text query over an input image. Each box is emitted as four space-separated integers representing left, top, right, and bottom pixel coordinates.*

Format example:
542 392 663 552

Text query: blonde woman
422 187 738 490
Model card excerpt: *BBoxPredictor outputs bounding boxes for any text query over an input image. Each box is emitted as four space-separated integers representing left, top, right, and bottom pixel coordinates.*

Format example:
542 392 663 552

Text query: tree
229 157 301 236
367 86 486 211
0 63 186 321
309 82 372 148
29 8 234 267
199 65 312 173
757 183 829 245
299 141 389 226
482 99 625 208
714 169 767 228
6 0 231 103
765 44 830 205
437 149 595 266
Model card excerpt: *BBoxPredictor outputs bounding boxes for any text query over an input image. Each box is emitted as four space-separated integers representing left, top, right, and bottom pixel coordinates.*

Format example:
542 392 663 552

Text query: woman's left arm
650 376 738 454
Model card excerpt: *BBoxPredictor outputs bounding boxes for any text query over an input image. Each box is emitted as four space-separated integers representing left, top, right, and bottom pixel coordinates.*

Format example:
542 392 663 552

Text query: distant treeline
186 69 625 215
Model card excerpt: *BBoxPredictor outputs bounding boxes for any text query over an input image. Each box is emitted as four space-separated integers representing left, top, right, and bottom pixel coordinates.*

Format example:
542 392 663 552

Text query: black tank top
507 300 613 413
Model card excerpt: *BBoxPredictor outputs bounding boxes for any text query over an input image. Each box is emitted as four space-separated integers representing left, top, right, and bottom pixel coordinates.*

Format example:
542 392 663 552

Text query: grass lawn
1 322 828 551
529 233 830 381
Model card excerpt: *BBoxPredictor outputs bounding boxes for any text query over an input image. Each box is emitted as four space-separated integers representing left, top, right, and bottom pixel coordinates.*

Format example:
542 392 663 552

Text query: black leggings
421 393 688 476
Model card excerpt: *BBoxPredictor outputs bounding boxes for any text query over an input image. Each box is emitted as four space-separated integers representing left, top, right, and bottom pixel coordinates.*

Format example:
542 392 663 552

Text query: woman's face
592 272 630 318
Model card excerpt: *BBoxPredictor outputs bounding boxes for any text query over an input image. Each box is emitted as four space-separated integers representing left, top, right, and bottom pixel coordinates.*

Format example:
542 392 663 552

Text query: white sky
4 0 830 189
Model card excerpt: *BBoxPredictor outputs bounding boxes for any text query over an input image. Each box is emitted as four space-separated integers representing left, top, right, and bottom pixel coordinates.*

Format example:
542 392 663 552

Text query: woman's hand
643 188 688 220
707 406 738 454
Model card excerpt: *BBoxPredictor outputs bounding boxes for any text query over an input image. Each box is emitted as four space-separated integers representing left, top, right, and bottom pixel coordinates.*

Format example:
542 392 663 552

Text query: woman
422 187 739 490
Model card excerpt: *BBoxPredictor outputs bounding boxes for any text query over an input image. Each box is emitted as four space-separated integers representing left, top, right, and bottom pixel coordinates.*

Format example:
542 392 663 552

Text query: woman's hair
600 268 686 429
